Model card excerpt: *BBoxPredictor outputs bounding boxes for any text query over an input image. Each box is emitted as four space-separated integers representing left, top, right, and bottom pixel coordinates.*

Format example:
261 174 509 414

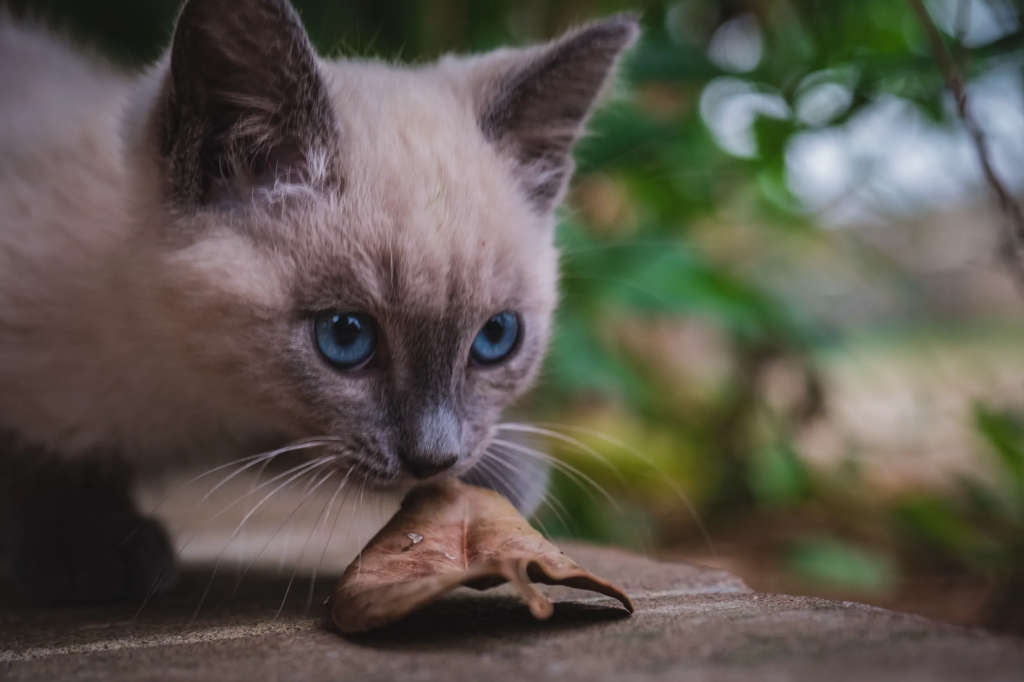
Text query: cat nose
399 451 458 479
399 403 461 479
397 403 462 477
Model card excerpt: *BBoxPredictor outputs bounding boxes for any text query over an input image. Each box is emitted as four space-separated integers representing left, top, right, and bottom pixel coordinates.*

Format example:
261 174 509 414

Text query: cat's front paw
0 444 178 607
11 512 177 607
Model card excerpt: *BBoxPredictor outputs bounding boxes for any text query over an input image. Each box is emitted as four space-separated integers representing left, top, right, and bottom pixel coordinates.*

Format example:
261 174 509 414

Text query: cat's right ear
158 0 343 209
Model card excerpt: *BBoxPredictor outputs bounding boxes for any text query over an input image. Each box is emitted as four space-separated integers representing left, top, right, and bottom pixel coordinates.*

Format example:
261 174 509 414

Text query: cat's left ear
471 15 640 214
158 0 343 209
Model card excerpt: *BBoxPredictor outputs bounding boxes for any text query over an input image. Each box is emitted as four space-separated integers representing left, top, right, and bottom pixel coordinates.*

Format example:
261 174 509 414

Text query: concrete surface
2 472 1023 680
3 544 1024 682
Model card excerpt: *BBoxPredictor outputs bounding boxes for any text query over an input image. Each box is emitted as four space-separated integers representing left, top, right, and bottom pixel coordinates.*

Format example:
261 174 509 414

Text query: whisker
511 421 715 556
339 480 363 575
474 455 544 534
496 423 632 489
134 456 334 619
490 438 620 511
495 424 657 550
228 465 345 604
479 449 568 537
354 479 367 575
481 454 560 540
191 458 336 620
535 489 575 537
275 467 344 619
236 453 334 562
176 456 333 561
474 455 530 520
277 526 294 575
200 439 338 504
306 471 354 613
152 445 321 514
111 442 333 568
498 450 580 534
250 455 275 493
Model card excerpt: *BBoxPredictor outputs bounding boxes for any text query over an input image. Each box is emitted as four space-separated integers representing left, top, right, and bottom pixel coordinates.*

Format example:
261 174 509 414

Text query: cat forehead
324 60 515 213
274 61 559 315
179 61 558 319
281 197 558 319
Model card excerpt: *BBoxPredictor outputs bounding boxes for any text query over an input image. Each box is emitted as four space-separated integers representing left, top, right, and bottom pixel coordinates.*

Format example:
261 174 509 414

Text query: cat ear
158 0 342 208
474 15 639 214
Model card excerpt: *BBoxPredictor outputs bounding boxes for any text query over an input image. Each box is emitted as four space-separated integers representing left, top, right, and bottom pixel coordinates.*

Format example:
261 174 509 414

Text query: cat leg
0 434 176 606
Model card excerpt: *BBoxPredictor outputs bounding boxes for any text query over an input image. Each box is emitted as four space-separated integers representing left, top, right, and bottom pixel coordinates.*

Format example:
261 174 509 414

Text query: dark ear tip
604 12 643 32
174 0 301 34
558 13 641 62
584 12 643 47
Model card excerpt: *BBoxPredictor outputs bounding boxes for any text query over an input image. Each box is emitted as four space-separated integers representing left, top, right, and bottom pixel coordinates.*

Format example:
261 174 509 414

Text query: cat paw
11 513 177 607
0 442 178 607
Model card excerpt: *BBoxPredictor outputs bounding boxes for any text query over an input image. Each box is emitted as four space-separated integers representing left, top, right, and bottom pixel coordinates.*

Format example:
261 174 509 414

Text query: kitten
0 0 638 606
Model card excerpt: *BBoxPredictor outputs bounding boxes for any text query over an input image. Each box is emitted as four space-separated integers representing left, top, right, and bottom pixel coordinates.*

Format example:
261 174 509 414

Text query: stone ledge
2 545 1022 681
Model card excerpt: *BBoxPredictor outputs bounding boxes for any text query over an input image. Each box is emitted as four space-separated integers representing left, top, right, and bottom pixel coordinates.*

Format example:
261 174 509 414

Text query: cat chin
360 471 461 493
353 467 475 495
335 464 404 492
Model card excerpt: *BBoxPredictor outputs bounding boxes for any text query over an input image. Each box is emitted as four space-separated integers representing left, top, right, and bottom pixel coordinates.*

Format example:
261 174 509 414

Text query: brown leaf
327 480 634 633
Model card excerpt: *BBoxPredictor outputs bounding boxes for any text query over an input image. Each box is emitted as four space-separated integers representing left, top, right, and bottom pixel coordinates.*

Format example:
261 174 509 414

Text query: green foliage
895 496 1004 567
748 442 811 505
786 536 897 593
889 405 1024 580
975 407 1024 503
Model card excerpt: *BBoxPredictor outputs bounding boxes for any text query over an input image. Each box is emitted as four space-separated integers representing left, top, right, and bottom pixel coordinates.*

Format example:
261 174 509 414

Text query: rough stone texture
2 545 1023 682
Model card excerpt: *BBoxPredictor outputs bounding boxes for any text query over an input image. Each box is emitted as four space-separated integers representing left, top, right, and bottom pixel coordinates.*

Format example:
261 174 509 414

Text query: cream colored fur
0 7 635 484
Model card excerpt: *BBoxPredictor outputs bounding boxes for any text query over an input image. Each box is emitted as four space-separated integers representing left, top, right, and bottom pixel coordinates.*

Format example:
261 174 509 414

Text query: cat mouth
299 440 481 491
337 459 400 490
338 458 441 492
349 457 474 493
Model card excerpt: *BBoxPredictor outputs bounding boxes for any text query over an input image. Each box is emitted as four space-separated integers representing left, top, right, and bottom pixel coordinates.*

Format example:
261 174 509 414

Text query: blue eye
470 312 519 365
314 311 377 369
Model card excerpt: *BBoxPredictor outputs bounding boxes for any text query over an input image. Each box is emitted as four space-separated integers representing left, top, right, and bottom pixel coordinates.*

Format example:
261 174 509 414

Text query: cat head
137 0 638 487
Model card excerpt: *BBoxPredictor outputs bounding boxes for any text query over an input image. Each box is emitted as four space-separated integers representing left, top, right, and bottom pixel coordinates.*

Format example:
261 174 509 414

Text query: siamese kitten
0 0 638 605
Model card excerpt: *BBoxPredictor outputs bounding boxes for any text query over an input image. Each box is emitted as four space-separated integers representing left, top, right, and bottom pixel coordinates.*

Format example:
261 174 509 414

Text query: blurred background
11 0 1024 631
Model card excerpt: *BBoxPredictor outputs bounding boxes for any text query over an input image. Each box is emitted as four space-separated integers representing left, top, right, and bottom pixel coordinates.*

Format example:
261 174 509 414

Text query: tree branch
908 0 1024 292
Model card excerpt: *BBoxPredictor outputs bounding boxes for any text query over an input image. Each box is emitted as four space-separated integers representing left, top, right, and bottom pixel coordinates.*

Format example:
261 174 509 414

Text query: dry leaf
327 480 634 633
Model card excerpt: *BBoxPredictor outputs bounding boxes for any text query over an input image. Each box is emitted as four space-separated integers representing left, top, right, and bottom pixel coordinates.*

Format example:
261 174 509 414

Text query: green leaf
786 537 896 593
973 406 1024 495
894 496 1003 566
748 443 812 505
